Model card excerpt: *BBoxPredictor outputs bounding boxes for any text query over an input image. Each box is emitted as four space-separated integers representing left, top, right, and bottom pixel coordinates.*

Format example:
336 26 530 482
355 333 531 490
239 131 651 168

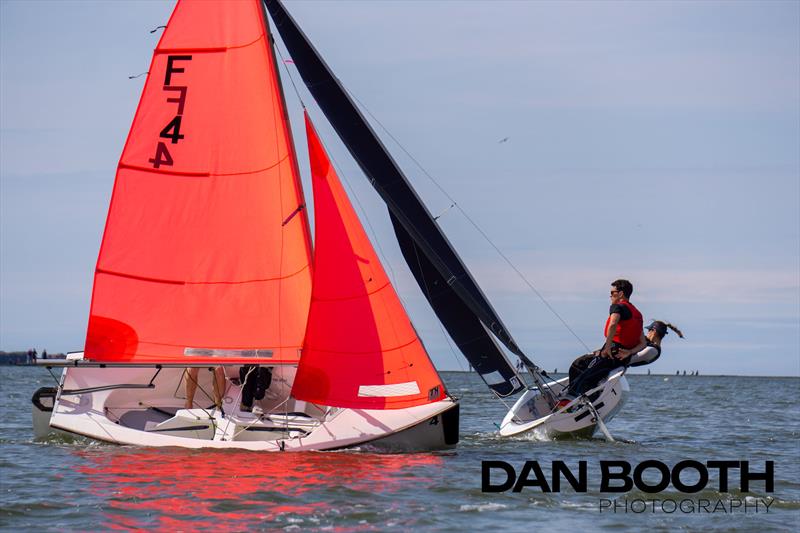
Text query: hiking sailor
619 320 684 367
557 317 685 409
557 279 644 408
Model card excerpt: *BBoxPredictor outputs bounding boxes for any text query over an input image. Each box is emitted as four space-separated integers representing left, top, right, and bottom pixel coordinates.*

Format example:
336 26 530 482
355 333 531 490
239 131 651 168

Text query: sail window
358 382 421 398
483 371 507 386
183 348 273 358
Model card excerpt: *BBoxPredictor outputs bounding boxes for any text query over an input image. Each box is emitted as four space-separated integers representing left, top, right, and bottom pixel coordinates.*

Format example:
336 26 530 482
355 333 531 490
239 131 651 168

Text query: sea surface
1 367 798 531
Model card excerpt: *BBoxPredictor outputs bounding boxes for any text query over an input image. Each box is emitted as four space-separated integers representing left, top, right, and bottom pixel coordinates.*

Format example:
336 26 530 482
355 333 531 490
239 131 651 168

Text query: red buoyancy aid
604 300 644 349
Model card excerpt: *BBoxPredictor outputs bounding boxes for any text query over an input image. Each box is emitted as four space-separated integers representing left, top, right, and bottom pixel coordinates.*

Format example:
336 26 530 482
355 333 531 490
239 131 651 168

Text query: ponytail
665 322 684 339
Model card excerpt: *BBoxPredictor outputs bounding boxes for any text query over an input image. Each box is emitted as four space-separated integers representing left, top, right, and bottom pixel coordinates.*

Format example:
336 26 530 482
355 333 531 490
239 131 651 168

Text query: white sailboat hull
499 370 629 439
35 365 458 451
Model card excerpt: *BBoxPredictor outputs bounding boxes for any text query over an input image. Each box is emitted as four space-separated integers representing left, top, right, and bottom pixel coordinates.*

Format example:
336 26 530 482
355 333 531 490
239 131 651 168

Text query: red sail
293 114 445 409
84 0 312 363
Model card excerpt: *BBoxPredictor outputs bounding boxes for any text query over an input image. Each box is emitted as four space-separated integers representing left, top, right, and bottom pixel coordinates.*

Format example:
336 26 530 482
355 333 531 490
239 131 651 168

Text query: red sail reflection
74 448 445 529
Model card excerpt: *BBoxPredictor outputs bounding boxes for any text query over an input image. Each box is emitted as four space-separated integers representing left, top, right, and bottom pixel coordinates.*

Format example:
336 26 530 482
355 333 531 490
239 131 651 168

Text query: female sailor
556 320 684 409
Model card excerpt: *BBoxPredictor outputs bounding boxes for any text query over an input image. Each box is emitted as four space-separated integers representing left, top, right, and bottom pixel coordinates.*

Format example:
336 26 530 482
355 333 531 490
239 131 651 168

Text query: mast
264 0 549 398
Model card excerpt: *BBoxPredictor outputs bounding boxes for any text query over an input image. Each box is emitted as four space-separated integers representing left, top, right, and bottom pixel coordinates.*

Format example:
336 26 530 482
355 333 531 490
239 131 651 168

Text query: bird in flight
498 137 509 144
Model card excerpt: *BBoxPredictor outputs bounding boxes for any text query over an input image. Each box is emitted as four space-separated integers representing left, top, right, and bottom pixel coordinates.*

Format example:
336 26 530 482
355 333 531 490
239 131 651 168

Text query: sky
1 0 798 376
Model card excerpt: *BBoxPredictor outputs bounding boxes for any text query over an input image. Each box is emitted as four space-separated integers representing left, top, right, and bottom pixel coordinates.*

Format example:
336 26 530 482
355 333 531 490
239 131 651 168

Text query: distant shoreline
0 360 795 378
440 370 800 379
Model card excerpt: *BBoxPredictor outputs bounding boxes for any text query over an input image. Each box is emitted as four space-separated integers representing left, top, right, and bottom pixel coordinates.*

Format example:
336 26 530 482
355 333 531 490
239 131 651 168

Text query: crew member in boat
185 367 226 410
556 322 684 411
556 279 644 408
618 320 684 367
238 365 272 413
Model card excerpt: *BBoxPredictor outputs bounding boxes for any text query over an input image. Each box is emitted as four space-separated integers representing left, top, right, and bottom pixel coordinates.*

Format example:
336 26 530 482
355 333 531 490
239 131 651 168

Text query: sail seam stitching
155 34 266 55
118 154 290 178
309 280 391 302
303 337 419 355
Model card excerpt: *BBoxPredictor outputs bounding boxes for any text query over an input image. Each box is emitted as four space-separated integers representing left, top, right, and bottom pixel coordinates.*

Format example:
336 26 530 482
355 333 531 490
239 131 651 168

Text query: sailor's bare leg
212 367 226 408
185 368 200 408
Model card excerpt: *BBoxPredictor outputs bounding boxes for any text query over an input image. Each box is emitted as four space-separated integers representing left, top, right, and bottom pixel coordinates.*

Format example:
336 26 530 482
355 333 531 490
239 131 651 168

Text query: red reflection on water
74 448 444 529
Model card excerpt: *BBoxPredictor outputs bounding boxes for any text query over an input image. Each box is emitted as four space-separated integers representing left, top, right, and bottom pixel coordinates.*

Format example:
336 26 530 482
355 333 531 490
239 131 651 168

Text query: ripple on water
1 368 798 532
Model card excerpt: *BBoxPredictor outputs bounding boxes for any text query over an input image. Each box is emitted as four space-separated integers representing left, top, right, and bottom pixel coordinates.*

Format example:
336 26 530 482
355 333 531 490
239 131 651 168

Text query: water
1 368 798 531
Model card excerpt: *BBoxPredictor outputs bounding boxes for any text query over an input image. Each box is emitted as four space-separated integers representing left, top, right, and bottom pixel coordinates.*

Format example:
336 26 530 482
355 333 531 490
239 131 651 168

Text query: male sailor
556 279 644 408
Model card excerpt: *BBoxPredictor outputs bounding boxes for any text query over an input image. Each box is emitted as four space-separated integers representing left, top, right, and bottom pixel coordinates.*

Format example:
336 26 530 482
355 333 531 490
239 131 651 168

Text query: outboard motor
31 387 58 438
31 387 57 412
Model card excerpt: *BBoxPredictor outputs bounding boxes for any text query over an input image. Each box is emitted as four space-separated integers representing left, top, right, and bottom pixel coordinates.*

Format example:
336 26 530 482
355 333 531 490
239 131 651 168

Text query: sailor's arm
626 344 661 367
600 313 621 357
615 332 647 360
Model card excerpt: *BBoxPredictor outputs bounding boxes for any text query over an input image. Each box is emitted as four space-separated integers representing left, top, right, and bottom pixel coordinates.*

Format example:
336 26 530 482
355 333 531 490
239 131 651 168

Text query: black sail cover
265 0 525 396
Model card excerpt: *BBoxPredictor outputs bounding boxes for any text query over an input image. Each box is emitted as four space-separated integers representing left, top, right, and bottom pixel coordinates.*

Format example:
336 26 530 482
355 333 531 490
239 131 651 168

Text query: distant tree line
0 349 66 365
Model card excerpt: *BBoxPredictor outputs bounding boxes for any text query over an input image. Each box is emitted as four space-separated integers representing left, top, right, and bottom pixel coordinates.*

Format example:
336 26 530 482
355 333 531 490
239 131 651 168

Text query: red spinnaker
85 0 312 363
293 114 445 409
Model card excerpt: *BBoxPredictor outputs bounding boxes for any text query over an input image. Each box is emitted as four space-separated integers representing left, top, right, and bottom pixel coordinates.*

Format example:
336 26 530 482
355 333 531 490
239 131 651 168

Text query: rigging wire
273 39 401 290
275 40 394 275
317 125 466 372
272 41 465 372
274 45 306 109
408 235 466 371
317 125 465 372
347 91 591 353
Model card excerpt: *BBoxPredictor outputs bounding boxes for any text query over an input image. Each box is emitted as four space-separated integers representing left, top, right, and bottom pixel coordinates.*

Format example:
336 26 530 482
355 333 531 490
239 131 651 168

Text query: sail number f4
149 55 192 169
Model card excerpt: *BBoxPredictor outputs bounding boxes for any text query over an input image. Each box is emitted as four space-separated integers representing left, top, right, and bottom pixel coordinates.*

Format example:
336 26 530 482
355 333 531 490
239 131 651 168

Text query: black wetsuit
565 303 632 397
566 353 624 398
566 342 662 397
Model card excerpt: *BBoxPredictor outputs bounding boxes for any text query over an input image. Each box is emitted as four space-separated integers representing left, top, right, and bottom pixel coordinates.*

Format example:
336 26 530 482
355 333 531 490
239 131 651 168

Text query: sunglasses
610 290 622 296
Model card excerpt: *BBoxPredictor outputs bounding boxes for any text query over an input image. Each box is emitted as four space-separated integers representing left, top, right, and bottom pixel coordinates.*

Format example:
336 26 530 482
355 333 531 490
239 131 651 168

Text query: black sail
391 213 523 396
265 0 526 396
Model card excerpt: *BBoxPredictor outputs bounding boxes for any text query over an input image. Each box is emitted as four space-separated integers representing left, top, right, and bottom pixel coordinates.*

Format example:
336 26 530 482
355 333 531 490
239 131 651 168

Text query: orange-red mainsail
293 114 445 409
85 0 312 363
